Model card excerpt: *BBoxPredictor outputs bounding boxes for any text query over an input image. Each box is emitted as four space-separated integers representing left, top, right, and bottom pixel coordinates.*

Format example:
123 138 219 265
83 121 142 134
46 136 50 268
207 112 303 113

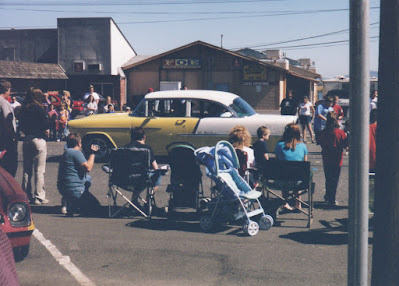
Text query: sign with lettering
163 59 201 69
243 65 267 81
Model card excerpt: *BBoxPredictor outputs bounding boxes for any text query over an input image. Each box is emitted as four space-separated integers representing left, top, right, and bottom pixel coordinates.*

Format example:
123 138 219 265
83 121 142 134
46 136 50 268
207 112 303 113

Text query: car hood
68 112 130 128
73 100 84 107
0 167 28 206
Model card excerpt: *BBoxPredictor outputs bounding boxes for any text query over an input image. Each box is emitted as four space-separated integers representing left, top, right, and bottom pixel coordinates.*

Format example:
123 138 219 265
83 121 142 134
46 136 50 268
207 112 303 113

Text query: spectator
280 90 297 115
84 94 98 116
47 104 59 141
10 96 21 111
369 109 377 172
57 133 101 216
83 85 100 105
274 123 308 210
298 96 315 143
19 88 50 204
369 90 378 111
228 125 255 168
58 103 69 141
332 95 344 128
0 80 18 177
102 96 114 113
124 127 164 202
42 92 51 111
252 126 270 168
318 112 348 206
314 95 334 144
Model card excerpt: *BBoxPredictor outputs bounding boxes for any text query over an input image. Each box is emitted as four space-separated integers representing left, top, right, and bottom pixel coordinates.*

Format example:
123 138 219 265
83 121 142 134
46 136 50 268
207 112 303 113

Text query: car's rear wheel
83 135 113 162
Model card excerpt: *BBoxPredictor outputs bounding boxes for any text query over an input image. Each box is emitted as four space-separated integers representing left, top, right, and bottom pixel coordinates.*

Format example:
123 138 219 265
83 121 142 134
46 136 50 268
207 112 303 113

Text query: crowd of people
0 79 378 217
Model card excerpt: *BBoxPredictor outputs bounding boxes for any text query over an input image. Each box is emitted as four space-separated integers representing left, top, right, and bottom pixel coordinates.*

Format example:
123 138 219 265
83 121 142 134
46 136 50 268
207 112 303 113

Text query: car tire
83 135 113 162
13 245 30 262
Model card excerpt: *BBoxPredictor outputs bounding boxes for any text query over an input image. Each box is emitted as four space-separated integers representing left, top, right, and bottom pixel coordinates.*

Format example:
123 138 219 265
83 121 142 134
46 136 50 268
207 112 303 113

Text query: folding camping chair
103 147 164 219
260 159 314 227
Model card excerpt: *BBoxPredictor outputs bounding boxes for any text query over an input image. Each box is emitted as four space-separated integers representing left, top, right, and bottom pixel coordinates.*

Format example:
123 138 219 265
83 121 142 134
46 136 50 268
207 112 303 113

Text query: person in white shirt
83 85 100 105
298 96 315 143
9 96 21 111
369 90 378 111
84 94 98 116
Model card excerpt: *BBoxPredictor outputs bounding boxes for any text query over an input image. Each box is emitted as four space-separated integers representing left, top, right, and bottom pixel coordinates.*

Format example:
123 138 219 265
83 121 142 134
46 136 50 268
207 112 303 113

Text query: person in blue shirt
57 133 101 216
274 123 308 210
314 96 334 144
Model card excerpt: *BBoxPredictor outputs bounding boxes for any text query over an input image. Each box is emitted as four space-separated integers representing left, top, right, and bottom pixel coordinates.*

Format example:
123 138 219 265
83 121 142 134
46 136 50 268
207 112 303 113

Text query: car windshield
132 99 146 117
229 97 256 117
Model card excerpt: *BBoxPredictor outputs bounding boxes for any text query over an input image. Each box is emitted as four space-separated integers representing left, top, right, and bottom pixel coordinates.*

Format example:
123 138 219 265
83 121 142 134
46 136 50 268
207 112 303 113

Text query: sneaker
32 199 42 205
33 198 49 205
40 198 49 204
61 206 67 214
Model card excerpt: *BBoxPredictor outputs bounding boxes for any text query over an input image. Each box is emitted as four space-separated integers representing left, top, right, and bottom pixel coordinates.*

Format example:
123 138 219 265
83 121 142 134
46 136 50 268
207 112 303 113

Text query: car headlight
8 203 30 227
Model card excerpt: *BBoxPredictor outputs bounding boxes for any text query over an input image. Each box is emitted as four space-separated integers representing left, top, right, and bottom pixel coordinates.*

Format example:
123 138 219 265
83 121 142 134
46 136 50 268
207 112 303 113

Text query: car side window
190 99 232 118
147 99 186 117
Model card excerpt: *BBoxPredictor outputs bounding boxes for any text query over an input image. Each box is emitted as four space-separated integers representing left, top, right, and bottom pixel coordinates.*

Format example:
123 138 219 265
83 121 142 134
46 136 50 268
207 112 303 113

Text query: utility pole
348 1 369 285
371 0 399 285
221 34 223 48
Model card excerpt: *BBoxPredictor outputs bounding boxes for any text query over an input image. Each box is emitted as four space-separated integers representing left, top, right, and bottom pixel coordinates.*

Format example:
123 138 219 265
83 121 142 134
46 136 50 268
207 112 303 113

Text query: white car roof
145 90 239 107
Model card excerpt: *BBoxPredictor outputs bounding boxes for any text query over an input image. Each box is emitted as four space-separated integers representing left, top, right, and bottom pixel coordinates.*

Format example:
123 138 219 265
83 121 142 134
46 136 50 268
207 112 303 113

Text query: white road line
33 229 96 286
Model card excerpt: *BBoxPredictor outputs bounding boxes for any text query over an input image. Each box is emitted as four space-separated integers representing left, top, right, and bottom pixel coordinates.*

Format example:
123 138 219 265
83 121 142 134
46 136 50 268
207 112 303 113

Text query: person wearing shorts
298 96 315 143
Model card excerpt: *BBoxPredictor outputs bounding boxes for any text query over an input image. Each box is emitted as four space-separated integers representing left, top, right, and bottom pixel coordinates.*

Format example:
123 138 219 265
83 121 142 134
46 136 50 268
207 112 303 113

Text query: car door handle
176 120 186 125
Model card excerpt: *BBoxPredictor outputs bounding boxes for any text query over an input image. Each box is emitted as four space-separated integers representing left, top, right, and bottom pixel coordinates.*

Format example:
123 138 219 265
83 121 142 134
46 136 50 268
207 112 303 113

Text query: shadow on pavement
46 155 62 163
30 205 109 218
314 201 348 210
280 218 373 245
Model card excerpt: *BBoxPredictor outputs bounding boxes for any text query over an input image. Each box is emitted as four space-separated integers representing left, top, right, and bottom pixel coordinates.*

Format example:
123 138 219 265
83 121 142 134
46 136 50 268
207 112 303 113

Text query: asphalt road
14 141 373 286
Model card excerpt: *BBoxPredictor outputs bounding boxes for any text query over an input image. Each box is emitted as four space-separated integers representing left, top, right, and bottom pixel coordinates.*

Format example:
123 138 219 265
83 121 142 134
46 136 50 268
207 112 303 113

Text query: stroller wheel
243 220 259 236
259 215 274 230
200 215 213 232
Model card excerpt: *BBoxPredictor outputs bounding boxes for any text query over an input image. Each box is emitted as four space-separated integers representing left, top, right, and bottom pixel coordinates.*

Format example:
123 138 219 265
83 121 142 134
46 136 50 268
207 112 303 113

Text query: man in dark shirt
280 90 297 115
124 127 162 192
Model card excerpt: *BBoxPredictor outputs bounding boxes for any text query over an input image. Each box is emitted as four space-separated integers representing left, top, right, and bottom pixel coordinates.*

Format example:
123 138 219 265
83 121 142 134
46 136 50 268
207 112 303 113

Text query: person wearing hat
83 85 100 105
314 95 334 144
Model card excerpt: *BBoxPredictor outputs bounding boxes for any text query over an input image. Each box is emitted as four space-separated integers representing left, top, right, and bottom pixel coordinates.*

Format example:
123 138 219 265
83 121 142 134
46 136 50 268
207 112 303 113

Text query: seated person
228 125 256 187
124 127 164 203
57 133 101 216
252 126 270 169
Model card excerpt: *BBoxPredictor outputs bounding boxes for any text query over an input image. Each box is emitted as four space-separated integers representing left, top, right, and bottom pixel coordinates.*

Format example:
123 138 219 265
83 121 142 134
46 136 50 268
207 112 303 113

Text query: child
59 103 69 141
47 104 58 141
252 126 270 168
318 112 348 205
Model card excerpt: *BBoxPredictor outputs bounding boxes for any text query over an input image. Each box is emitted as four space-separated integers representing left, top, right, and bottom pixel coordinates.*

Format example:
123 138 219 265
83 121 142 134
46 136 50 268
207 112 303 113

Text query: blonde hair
228 125 252 148
63 90 71 98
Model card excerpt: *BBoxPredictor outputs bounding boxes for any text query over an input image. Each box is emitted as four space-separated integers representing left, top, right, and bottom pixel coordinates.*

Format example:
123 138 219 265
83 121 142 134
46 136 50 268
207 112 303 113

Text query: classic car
0 166 35 261
68 90 297 159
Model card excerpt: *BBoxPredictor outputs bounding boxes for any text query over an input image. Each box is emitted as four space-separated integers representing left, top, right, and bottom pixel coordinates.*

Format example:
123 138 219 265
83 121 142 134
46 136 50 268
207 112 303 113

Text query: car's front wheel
83 135 113 161
13 245 30 262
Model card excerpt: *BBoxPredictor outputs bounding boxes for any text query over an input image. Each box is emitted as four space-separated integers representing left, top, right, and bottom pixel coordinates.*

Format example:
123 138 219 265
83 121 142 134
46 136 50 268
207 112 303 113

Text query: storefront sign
243 65 267 81
242 82 270 86
163 59 201 69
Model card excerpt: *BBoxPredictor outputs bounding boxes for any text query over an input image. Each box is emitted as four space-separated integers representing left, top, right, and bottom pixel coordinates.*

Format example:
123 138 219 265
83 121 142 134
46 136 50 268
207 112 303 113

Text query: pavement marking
33 229 96 286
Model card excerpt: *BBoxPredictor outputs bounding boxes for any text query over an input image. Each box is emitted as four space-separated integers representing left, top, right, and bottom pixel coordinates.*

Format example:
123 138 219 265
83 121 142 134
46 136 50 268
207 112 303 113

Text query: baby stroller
195 141 274 236
166 142 206 212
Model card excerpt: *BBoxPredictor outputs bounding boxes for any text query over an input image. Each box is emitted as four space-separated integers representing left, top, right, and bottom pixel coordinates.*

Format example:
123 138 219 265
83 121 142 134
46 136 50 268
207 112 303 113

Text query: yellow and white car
68 90 297 159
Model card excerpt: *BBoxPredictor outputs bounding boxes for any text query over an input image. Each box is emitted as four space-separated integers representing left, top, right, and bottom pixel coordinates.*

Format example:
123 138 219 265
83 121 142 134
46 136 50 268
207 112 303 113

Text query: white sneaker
61 206 67 214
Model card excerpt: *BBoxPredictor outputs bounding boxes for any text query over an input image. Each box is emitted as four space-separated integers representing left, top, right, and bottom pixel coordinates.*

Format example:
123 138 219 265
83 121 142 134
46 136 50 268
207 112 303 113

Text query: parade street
15 141 373 286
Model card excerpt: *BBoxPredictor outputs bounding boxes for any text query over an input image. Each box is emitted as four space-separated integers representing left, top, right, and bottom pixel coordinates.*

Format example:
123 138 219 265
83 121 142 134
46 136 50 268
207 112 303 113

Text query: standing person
280 90 297 115
298 96 315 143
84 94 98 116
47 104 58 141
313 95 334 144
83 85 100 105
57 133 101 216
10 96 21 111
274 123 308 210
332 95 344 128
369 109 377 172
19 88 50 205
42 92 51 111
369 90 378 111
58 103 69 141
0 80 18 177
252 126 271 168
318 112 348 206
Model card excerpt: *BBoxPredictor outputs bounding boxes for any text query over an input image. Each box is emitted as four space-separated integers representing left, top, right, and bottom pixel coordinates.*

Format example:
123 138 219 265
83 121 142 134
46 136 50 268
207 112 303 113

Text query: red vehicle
47 91 84 116
0 166 35 261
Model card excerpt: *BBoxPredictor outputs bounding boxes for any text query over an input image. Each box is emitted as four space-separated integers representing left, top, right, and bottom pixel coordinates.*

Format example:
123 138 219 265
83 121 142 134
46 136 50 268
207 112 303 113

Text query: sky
0 0 381 79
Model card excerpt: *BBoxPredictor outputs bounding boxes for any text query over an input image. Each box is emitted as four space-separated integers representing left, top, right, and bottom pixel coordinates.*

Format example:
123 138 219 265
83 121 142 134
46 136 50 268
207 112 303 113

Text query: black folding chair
103 147 162 218
260 159 314 227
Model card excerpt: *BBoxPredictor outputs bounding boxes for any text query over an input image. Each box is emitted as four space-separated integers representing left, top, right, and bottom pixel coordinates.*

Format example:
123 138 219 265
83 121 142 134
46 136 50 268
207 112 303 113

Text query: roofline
122 40 288 73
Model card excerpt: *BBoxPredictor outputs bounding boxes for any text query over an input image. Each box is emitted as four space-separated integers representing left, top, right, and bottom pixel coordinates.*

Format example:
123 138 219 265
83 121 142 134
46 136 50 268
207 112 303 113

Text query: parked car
0 166 35 261
68 90 297 160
